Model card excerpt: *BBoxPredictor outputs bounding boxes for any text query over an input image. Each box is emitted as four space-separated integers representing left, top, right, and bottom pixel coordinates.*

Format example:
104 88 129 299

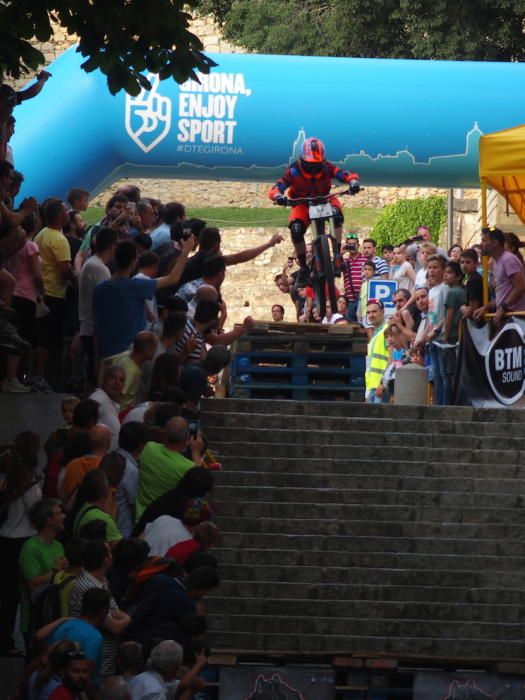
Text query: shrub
370 195 447 250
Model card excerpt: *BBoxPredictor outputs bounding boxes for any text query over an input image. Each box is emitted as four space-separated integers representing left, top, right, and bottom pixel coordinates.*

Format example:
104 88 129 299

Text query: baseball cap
367 298 385 309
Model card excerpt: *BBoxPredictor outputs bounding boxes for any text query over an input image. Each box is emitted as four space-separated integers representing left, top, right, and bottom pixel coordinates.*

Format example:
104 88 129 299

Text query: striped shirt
342 254 366 301
170 319 204 363
370 255 390 277
69 571 119 676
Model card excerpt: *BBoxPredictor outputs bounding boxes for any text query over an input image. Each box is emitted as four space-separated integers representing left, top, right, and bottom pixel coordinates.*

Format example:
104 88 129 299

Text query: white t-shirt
89 388 120 450
415 267 427 289
129 670 179 700
321 313 344 325
392 261 414 292
142 515 191 557
428 283 447 337
79 255 110 336
122 402 151 424
0 482 41 538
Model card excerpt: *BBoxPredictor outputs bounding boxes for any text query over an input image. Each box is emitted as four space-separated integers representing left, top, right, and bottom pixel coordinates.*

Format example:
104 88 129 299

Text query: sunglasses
66 651 86 661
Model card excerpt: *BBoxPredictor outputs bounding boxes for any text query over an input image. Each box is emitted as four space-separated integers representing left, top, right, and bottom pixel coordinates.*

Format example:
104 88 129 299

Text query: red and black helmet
300 137 326 163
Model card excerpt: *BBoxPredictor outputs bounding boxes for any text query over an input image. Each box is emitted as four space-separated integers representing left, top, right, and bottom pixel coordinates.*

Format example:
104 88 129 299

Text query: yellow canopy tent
479 123 525 227
479 124 525 305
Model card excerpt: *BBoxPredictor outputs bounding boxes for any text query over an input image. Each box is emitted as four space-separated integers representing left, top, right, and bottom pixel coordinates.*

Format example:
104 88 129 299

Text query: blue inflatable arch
12 46 525 202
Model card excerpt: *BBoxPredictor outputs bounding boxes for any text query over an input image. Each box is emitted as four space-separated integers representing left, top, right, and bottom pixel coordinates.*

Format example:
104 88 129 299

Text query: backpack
124 557 183 614
85 223 102 255
124 560 185 640
28 573 77 647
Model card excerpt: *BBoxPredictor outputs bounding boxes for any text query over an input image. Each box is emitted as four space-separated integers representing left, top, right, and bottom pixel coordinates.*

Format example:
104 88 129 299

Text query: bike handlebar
279 186 362 207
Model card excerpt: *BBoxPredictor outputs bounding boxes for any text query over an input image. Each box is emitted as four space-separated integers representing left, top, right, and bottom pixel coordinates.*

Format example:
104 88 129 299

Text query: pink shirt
493 251 525 311
5 240 40 303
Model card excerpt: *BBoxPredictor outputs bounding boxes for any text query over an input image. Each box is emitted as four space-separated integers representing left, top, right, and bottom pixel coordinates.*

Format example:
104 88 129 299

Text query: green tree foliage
0 0 216 95
197 0 525 62
371 196 447 250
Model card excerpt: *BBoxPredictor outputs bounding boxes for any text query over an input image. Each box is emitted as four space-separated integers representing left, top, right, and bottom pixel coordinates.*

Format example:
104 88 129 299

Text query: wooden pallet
234 334 367 355
233 351 366 372
230 382 365 402
233 367 364 388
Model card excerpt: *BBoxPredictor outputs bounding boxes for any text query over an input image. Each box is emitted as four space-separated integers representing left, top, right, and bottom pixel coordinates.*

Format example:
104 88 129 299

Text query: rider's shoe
296 267 310 286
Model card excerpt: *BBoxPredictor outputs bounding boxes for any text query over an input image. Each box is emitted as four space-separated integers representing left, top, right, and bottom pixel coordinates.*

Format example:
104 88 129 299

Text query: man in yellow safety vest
365 298 389 403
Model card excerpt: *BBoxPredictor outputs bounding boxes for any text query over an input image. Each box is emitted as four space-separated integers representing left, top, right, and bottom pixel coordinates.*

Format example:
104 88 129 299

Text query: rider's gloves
275 195 288 206
349 179 360 195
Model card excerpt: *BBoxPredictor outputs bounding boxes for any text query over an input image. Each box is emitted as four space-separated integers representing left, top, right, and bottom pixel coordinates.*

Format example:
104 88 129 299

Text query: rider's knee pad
332 207 344 228
289 219 306 244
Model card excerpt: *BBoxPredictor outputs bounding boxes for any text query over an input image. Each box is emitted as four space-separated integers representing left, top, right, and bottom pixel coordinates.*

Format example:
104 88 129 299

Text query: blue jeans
366 388 390 404
346 300 358 323
429 343 455 405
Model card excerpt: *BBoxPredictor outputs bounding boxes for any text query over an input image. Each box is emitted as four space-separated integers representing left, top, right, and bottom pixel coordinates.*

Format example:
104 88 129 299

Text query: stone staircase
200 398 525 663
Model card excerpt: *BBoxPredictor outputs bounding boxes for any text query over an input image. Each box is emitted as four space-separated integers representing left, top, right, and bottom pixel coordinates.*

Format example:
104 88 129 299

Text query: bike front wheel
312 234 337 318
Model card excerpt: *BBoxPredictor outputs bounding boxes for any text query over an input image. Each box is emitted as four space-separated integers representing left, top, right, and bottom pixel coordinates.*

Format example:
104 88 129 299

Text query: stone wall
219 227 298 325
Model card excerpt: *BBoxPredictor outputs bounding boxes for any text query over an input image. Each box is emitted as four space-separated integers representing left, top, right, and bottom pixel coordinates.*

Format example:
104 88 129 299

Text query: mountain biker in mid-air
268 136 360 284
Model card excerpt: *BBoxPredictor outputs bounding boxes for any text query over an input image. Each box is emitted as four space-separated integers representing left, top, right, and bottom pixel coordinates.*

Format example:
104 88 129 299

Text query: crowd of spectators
0 408 221 697
274 225 525 405
0 76 293 697
2 71 525 699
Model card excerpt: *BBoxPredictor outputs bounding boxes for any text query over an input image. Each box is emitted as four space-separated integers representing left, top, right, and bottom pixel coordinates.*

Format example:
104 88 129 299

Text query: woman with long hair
0 432 41 655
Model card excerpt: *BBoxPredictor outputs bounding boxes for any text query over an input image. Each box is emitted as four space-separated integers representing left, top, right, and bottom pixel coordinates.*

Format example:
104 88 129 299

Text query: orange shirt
61 455 102 505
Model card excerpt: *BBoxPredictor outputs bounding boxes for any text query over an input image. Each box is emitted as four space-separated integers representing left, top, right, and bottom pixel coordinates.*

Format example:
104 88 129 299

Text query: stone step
210 581 525 606
214 546 525 573
215 562 525 588
205 630 525 658
200 398 525 661
217 456 525 479
211 484 525 510
214 470 525 495
202 398 525 423
213 499 525 524
213 516 525 540
202 410 525 438
218 531 525 557
207 612 524 642
213 440 524 464
206 427 525 451
206 596 525 624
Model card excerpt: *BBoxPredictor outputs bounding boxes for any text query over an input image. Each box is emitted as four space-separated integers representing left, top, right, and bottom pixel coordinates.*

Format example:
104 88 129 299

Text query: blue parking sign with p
368 279 398 315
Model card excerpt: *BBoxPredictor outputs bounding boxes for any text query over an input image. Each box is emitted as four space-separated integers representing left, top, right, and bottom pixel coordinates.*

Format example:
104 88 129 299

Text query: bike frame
286 188 352 318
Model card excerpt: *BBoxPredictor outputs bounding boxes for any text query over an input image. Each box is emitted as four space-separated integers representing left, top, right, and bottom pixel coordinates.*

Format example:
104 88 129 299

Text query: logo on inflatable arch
485 321 525 405
125 73 172 153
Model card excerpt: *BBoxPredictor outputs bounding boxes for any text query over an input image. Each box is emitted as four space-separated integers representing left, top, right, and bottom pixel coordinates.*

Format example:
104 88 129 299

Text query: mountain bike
284 187 357 318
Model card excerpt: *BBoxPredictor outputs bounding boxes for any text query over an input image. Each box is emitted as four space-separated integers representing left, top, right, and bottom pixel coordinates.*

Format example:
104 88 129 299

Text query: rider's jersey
268 160 359 200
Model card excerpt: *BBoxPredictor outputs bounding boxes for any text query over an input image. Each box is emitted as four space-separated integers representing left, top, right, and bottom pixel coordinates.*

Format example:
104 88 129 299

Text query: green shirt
19 535 65 632
136 441 195 519
73 503 122 543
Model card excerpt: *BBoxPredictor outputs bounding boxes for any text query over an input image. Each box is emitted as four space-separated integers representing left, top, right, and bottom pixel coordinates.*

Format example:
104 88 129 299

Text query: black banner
219 666 334 700
453 318 525 407
414 671 525 700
